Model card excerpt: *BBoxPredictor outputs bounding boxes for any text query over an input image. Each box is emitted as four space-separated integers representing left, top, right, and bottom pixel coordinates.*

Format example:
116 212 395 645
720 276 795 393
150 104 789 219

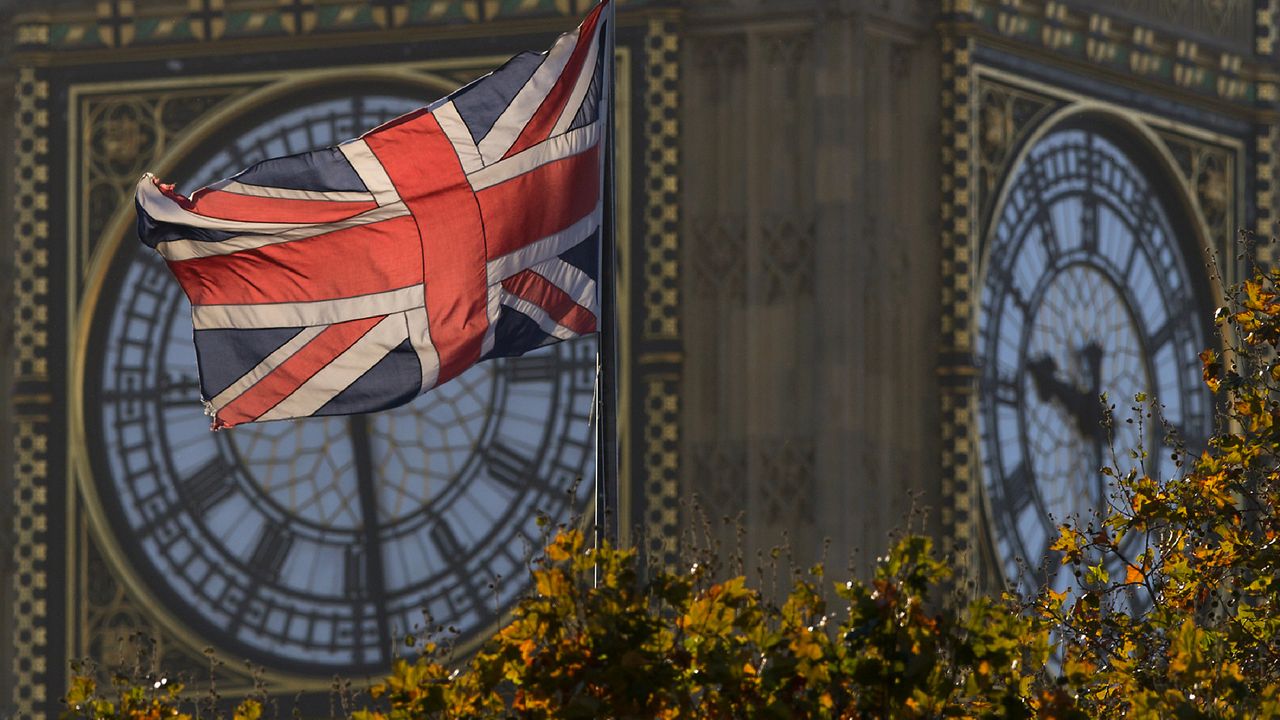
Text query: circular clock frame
72 67 597 683
975 109 1219 595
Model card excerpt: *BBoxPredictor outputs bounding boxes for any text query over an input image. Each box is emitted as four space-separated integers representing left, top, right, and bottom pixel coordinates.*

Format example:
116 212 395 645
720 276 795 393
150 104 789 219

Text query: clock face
977 126 1210 593
86 94 597 674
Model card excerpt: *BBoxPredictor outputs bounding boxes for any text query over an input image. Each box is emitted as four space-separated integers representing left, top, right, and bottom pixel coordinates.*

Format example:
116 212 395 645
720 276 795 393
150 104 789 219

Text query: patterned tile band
15 0 661 52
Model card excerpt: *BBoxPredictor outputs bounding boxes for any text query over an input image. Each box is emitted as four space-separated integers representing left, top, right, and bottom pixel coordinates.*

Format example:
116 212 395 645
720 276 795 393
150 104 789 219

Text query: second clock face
87 94 597 674
977 126 1211 592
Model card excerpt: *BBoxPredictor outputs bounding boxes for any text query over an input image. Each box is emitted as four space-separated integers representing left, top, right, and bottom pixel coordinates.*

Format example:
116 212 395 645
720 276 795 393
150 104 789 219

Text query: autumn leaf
1125 564 1144 585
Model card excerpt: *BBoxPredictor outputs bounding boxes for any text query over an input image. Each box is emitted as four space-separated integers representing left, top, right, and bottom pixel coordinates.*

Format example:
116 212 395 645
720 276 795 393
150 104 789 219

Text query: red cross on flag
134 1 612 430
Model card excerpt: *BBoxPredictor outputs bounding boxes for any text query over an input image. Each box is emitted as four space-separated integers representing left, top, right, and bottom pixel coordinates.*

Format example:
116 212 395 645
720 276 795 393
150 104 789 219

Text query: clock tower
3 0 1278 717
0 1 678 711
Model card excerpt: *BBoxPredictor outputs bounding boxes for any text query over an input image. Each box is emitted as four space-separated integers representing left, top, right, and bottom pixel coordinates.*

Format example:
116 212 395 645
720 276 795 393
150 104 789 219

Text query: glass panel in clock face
976 127 1210 595
89 94 597 674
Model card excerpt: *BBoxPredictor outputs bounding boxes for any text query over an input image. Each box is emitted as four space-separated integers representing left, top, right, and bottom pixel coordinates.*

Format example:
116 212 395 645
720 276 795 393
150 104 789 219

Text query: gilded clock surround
73 65 483 691
940 0 1267 588
975 114 1219 593
5 2 682 707
68 62 639 691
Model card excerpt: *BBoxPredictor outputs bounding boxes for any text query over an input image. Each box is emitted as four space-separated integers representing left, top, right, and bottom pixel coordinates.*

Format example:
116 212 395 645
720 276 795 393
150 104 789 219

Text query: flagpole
596 0 621 551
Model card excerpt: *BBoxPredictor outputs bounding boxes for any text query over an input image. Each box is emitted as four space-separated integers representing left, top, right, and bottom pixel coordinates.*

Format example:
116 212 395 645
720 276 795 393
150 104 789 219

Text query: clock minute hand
1026 353 1104 442
1078 342 1108 487
1078 342 1106 442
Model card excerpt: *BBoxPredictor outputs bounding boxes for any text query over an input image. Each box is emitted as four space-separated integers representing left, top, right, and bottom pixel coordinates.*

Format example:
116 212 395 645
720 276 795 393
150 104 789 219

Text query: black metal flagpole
596 0 620 551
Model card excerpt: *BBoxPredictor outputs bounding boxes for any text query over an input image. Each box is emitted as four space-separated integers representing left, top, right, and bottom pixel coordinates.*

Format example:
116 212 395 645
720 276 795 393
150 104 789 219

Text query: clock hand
1078 342 1109 502
1078 341 1106 438
1026 350 1106 443
1026 355 1062 404
1081 342 1103 399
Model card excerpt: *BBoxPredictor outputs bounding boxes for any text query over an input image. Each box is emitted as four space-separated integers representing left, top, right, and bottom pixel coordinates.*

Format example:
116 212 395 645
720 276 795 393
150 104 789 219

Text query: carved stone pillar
682 1 942 577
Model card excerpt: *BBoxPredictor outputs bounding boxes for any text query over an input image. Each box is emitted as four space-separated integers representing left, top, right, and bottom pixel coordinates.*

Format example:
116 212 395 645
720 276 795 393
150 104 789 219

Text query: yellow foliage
62 264 1280 720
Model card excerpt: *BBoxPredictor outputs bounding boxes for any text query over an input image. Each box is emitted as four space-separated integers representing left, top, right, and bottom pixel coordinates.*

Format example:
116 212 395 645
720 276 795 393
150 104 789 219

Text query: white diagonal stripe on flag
256 313 409 422
485 205 600 284
339 139 401 206
481 281 502 358
433 101 485 175
467 122 599 191
155 201 411 261
498 290 579 341
191 284 423 330
137 174 318 233
213 180 375 203
550 30 602 137
529 255 598 315
404 307 442 392
475 24 582 164
208 325 328 411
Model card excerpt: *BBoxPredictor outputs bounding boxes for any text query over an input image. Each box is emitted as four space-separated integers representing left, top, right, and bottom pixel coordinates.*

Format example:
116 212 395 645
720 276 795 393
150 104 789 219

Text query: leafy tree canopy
62 265 1280 719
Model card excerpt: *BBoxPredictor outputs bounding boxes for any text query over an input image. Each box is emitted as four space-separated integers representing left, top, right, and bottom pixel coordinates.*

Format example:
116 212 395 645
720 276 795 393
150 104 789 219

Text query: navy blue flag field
134 1 610 429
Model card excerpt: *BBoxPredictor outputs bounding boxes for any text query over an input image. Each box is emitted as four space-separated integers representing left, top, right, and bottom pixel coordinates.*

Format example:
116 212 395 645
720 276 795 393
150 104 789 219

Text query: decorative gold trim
11 66 51 720
975 80 1061 228
641 375 680 565
641 19 680 343
969 0 1276 114
1258 0 1278 57
70 65 461 693
938 26 979 584
13 68 50 385
637 16 681 567
1256 124 1280 265
12 416 50 718
13 4 675 68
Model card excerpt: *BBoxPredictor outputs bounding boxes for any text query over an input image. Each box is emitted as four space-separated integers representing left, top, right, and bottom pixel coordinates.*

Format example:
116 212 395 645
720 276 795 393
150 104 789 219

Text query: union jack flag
135 1 611 430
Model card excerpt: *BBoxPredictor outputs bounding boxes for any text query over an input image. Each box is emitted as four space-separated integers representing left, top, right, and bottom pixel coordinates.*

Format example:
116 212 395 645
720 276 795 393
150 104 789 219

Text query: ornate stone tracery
689 214 747 301
1156 130 1237 264
975 80 1061 228
757 439 815 527
78 87 255 281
